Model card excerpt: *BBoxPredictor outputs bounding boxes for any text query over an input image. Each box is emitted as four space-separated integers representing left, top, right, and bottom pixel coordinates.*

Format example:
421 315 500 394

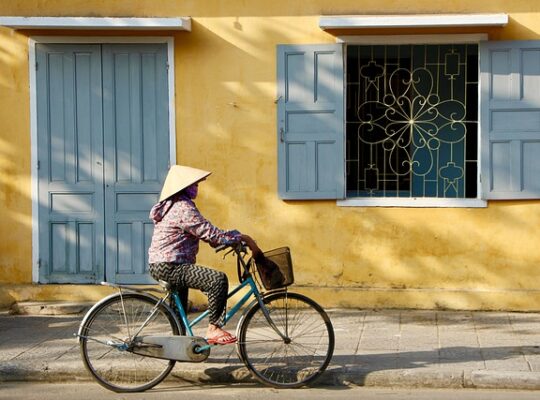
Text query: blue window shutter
481 41 540 199
277 44 345 200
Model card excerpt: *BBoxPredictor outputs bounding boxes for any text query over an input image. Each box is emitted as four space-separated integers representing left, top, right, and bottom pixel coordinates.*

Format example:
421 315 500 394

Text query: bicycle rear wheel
237 291 334 388
79 293 180 392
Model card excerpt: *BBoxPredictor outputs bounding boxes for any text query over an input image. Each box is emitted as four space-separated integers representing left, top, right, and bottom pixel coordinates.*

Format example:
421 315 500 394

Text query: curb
467 370 540 390
323 368 540 390
319 368 464 388
2 361 540 390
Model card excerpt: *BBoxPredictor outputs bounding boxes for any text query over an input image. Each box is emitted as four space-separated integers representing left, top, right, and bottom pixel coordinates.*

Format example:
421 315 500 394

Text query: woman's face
185 182 199 199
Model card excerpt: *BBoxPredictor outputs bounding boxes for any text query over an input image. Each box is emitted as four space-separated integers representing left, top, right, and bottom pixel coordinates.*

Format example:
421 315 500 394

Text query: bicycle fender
77 291 182 342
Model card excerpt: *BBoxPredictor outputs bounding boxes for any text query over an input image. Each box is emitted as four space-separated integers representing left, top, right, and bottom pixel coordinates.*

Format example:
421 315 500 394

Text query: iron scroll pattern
348 45 478 199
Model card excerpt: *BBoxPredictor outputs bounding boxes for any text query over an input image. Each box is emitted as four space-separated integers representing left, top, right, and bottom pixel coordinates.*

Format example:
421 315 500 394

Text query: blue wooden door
102 44 169 284
36 44 105 283
36 43 170 284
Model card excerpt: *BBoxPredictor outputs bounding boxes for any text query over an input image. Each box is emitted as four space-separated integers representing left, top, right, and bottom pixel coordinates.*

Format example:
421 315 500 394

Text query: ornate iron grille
346 44 478 198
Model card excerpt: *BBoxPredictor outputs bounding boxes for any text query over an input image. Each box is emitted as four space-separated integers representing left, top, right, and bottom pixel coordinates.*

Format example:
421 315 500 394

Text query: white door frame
29 36 177 283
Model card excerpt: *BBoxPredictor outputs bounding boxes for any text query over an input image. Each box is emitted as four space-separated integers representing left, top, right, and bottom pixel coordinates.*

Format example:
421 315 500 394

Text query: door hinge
37 160 40 170
35 62 38 71
37 258 42 269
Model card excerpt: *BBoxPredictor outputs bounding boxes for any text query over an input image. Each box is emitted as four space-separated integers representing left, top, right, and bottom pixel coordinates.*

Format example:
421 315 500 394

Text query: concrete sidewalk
1 308 540 390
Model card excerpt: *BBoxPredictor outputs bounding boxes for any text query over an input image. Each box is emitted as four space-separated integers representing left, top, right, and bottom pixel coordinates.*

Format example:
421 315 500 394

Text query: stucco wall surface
0 0 539 310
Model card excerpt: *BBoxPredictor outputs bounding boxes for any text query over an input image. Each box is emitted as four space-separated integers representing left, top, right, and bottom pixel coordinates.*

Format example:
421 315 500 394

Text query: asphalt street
1 382 539 400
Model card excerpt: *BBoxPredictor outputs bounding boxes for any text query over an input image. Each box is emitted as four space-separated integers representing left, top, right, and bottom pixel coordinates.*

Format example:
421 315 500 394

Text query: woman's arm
179 201 260 254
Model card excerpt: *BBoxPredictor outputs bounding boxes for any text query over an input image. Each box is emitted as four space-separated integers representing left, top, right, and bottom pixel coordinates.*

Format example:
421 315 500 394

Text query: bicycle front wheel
237 291 334 388
79 293 180 392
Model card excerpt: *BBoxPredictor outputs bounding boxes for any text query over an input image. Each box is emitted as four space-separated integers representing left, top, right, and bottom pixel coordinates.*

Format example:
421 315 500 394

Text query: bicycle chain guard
131 335 210 362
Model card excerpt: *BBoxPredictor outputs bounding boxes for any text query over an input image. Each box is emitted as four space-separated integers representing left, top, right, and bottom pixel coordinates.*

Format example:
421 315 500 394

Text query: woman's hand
240 234 262 257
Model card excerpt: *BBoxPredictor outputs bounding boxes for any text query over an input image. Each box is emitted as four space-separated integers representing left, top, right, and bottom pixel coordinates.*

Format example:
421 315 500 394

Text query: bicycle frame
170 246 289 348
173 275 258 337
85 246 288 354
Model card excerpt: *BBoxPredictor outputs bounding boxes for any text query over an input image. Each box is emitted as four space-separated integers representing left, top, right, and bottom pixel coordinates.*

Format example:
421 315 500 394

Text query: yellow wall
1 1 540 310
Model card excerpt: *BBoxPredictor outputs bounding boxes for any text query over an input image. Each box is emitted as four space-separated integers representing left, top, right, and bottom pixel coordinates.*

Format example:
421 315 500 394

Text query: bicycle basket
255 247 294 290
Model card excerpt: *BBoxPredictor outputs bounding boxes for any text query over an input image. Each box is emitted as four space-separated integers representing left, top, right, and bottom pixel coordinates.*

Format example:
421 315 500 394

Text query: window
346 44 479 199
276 41 540 205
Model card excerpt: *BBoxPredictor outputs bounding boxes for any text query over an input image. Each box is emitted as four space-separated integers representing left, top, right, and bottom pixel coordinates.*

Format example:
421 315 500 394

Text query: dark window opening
346 44 479 199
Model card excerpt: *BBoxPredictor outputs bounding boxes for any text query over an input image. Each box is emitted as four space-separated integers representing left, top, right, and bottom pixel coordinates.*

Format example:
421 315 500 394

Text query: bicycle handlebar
214 242 248 254
214 242 252 283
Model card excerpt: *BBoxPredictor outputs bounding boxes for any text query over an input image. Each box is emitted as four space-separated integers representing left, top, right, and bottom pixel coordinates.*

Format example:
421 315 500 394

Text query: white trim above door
0 16 191 31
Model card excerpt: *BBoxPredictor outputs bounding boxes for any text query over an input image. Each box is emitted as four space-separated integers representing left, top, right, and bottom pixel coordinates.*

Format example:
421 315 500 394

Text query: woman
148 165 261 345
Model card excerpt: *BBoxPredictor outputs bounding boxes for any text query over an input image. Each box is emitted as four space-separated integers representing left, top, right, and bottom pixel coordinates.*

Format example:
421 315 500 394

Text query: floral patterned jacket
148 193 242 264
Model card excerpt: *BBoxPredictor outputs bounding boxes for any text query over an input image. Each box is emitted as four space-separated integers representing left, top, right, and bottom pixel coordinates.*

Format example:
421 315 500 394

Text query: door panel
36 44 105 283
102 44 170 283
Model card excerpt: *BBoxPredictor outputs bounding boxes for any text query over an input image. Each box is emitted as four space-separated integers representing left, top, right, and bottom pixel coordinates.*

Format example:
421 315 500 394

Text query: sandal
206 333 238 345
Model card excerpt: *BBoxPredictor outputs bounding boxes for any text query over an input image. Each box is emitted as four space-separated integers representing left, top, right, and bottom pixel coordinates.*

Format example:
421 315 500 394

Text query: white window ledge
0 16 191 31
337 198 488 208
320 14 508 30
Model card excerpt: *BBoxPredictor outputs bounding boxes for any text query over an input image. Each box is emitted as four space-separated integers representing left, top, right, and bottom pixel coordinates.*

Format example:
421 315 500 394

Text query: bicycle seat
158 280 171 291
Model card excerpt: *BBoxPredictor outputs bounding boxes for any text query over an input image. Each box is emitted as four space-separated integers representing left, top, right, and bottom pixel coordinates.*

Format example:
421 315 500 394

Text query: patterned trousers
148 262 228 327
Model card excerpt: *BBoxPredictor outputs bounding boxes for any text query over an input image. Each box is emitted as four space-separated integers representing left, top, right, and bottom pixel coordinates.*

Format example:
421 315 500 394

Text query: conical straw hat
159 165 212 202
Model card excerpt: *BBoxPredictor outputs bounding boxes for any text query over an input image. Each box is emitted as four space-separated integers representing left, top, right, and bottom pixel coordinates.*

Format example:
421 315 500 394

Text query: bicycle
76 244 335 392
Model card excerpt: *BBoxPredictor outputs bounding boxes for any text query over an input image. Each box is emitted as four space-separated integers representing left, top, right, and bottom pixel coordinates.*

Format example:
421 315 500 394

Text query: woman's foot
206 325 237 345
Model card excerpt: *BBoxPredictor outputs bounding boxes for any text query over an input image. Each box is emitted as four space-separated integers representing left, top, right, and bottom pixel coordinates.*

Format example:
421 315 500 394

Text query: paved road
1 382 539 400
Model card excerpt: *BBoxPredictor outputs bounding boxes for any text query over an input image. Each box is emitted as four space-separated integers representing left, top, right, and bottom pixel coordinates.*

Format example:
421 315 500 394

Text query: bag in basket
254 247 294 290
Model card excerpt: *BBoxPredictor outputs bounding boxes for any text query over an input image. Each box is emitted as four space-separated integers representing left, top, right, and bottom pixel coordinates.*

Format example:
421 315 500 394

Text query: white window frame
337 34 488 208
29 36 177 282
